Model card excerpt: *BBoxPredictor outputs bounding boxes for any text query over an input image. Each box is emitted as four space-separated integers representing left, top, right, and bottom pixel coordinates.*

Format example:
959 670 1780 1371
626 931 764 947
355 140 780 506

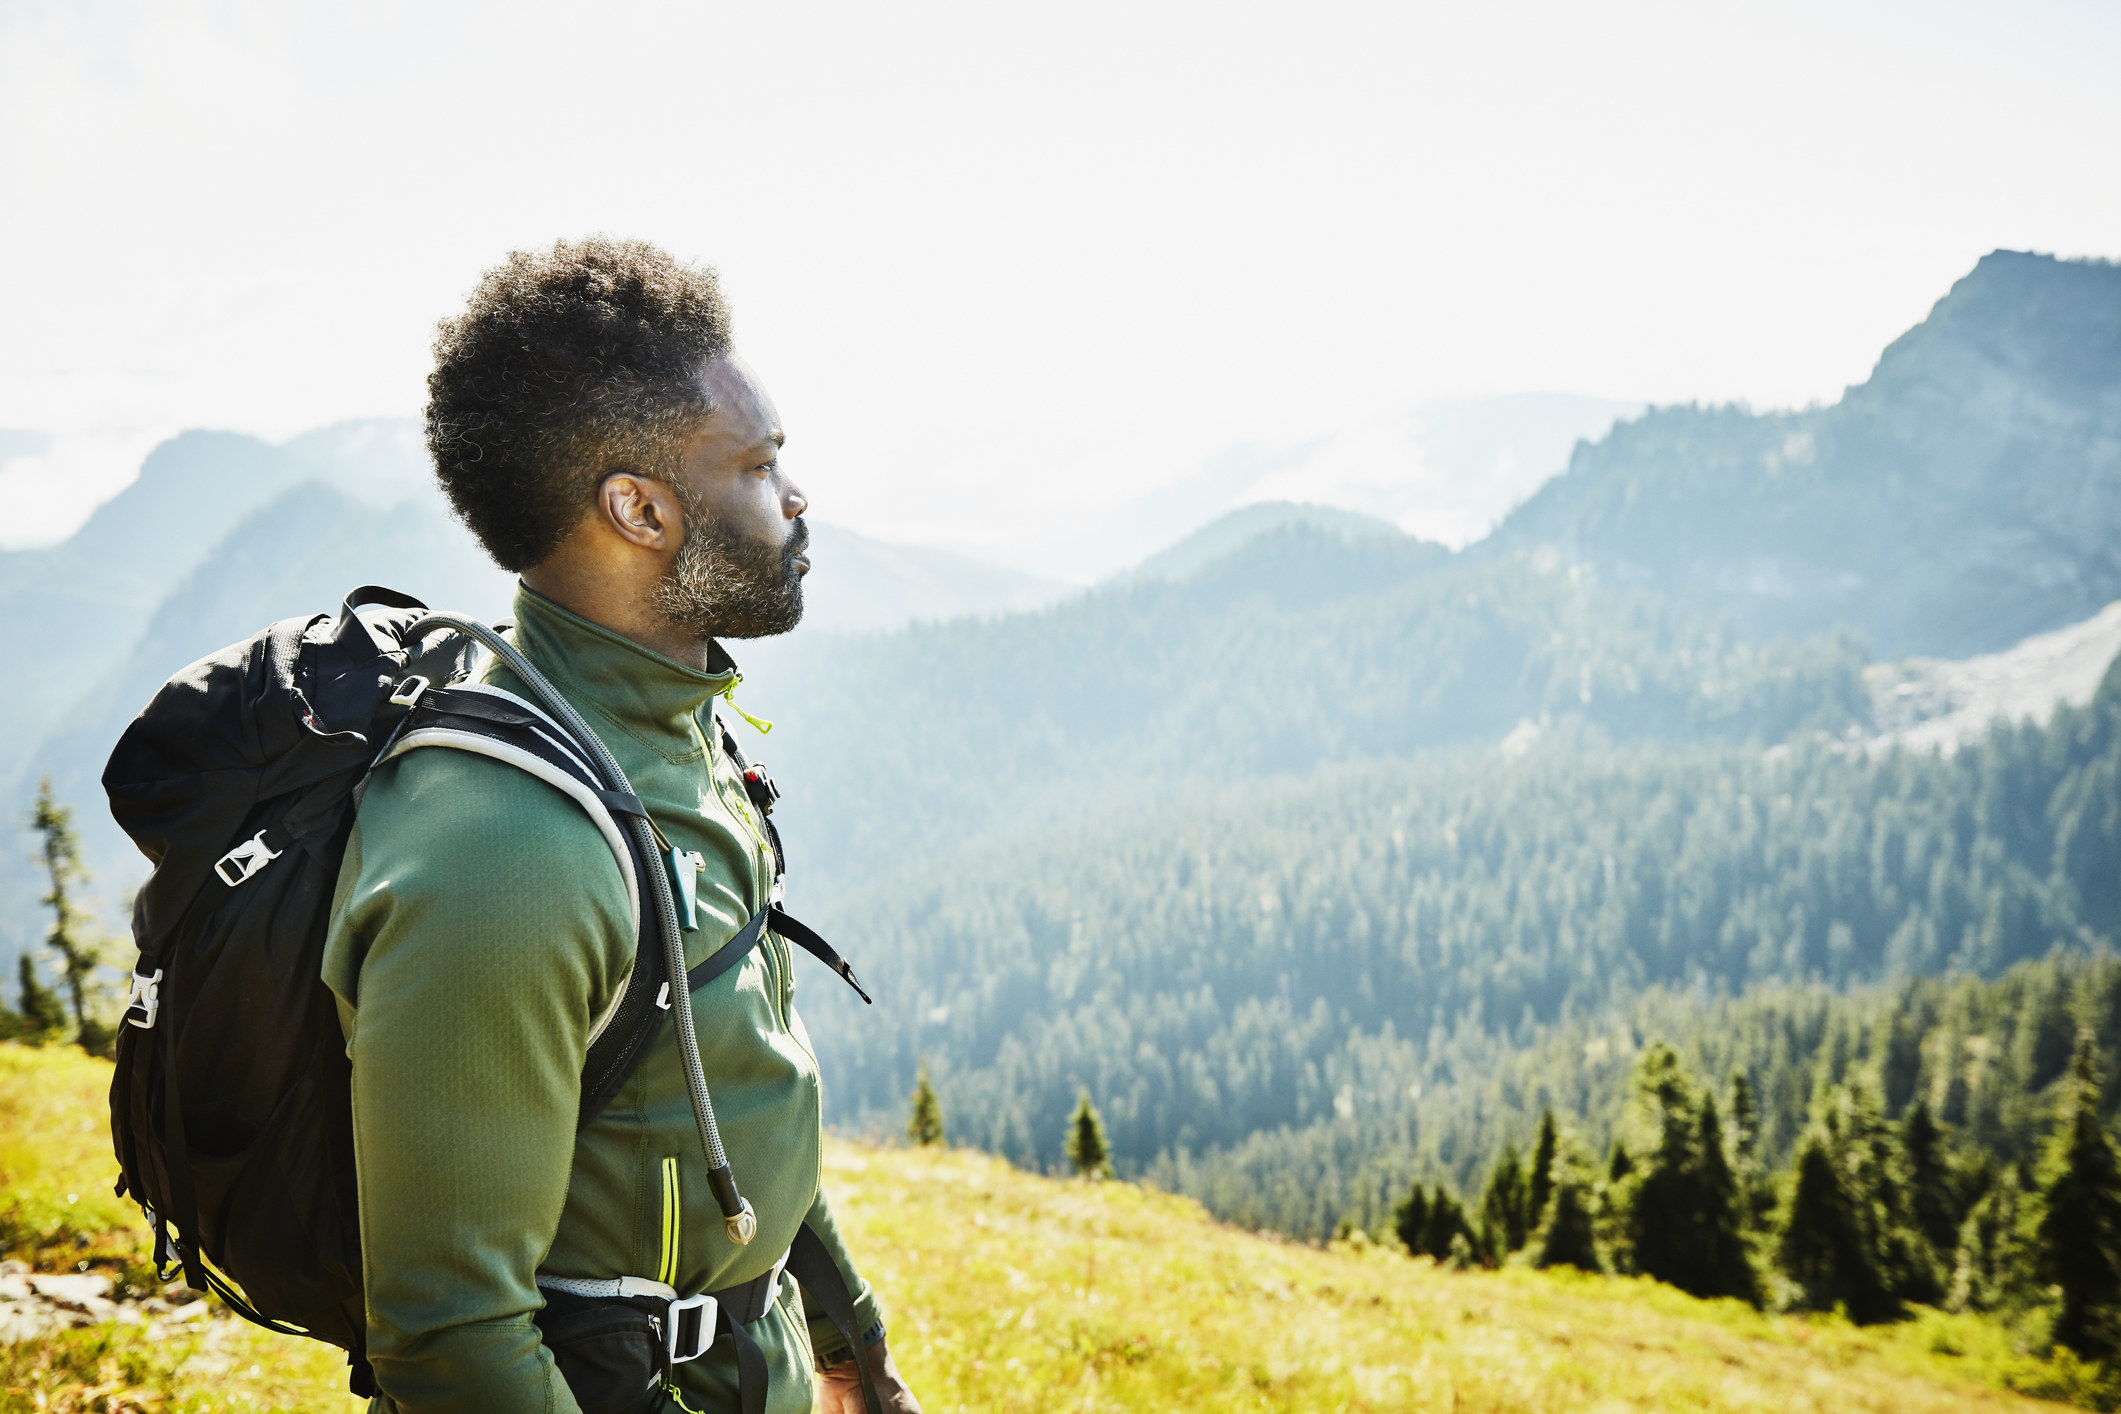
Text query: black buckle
741 764 780 815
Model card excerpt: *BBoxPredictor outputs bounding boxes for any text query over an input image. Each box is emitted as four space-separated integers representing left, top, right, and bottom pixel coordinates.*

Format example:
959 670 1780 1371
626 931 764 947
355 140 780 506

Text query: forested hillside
756 522 1868 888
803 651 2121 1232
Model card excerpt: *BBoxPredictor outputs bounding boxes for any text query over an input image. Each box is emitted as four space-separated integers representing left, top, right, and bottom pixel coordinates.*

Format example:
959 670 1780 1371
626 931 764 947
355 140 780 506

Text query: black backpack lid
103 589 433 950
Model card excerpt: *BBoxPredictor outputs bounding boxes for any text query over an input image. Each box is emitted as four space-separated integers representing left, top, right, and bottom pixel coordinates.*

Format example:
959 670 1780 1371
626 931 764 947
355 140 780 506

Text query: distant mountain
1234 393 1648 549
799 523 1067 633
1489 251 2121 658
1122 502 1404 583
989 393 1641 582
0 421 434 785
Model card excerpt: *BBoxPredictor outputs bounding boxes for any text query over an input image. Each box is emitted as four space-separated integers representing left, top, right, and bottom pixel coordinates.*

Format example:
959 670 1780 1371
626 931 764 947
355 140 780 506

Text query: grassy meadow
0 1041 2096 1412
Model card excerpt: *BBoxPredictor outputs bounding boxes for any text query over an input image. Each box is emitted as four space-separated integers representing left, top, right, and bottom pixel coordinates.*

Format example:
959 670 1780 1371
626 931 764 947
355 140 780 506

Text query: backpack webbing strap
715 1312 770 1414
786 1223 885 1414
686 905 872 1005
763 909 872 1005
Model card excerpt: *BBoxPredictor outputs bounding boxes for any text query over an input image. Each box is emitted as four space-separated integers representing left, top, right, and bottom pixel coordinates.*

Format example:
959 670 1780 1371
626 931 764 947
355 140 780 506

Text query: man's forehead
697 355 782 447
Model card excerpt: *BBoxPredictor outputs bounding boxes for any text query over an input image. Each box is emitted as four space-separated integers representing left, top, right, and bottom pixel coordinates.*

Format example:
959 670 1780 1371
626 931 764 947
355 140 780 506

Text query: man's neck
518 566 720 673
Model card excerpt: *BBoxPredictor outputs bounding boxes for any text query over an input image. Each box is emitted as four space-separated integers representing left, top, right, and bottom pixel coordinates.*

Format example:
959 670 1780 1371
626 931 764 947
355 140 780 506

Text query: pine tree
29 778 105 1051
1423 1186 1471 1263
1838 1079 1944 1304
15 955 68 1043
1393 1182 1431 1257
1533 1138 1602 1273
1728 1071 1773 1229
1949 1168 2032 1315
1065 1088 1111 1179
2035 1033 2121 1360
1528 1108 1560 1233
1778 1131 1898 1323
1622 1044 1758 1303
1691 1096 1760 1302
1901 1098 1961 1260
907 1062 945 1147
1481 1143 1530 1253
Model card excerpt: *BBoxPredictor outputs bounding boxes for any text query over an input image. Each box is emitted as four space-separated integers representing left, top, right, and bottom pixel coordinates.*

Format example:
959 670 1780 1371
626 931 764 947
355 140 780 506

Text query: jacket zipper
658 1155 682 1286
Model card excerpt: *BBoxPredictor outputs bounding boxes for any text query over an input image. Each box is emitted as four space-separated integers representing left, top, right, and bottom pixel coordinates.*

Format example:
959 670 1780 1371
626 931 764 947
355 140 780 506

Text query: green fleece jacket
322 585 882 1414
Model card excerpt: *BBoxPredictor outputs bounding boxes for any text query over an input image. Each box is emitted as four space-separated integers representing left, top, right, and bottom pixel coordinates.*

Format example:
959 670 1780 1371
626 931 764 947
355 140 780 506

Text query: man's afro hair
426 237 734 571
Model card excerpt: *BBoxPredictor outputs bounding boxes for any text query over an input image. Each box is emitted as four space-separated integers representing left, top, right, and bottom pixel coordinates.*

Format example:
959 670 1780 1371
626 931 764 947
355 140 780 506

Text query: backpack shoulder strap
367 682 669 1087
371 683 642 948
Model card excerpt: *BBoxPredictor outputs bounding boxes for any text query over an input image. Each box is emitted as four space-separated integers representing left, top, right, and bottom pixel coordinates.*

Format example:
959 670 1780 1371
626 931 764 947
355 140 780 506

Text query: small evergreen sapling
908 1062 945 1147
1066 1088 1111 1179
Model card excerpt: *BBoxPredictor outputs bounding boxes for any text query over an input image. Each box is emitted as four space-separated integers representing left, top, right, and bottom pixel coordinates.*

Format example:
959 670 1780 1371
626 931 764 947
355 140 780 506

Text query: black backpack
102 586 872 1400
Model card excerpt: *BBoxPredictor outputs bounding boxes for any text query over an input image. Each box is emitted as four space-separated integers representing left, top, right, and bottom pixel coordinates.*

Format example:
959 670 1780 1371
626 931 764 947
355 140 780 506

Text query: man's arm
800 1189 922 1413
324 751 634 1414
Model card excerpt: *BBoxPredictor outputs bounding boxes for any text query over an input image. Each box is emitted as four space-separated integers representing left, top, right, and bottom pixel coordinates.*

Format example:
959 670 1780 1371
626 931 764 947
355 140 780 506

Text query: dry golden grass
829 1140 2077 1413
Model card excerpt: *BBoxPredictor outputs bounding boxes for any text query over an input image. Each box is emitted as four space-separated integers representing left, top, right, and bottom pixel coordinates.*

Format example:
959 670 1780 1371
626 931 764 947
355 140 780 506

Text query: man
322 238 922 1414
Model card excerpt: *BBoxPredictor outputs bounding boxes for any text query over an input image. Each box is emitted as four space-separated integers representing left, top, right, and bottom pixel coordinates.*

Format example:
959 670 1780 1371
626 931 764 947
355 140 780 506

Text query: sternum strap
686 906 872 1005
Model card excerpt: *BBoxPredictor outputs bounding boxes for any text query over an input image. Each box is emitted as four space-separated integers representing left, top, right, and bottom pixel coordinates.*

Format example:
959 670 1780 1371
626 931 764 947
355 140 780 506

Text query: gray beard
648 492 806 641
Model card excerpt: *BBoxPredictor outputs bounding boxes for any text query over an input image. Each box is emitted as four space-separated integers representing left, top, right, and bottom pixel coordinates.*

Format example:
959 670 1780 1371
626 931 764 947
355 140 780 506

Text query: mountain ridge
1488 250 2121 658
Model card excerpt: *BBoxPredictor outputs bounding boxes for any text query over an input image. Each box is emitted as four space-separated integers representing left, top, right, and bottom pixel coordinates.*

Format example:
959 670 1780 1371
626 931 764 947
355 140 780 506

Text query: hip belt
533 1223 881 1414
538 1244 790 1366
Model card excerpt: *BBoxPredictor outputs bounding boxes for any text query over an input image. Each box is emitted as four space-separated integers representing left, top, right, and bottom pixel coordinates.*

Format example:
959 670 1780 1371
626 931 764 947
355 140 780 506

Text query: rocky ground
0 1258 213 1345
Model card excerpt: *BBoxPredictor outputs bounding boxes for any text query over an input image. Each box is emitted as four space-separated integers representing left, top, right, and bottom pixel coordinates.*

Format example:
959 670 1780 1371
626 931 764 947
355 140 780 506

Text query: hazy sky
2 0 2117 559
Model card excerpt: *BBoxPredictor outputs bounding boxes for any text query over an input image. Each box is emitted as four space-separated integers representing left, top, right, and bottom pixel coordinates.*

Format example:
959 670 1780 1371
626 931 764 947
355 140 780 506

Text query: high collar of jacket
508 583 740 746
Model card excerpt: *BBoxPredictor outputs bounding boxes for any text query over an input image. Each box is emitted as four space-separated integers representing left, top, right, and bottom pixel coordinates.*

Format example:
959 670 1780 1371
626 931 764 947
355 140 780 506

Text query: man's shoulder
350 742 634 916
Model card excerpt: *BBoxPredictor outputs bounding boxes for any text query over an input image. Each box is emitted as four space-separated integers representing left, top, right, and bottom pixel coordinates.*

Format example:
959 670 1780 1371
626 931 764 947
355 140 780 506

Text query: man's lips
792 551 811 575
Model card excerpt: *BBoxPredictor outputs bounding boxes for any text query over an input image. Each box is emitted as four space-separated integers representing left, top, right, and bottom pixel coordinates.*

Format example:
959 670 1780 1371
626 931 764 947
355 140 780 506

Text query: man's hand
817 1339 921 1414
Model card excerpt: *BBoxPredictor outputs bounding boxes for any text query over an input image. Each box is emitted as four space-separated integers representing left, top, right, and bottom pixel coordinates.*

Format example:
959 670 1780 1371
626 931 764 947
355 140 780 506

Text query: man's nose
782 482 808 519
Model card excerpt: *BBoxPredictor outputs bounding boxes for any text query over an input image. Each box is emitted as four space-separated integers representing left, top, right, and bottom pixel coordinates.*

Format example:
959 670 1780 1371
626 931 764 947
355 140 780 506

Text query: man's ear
598 473 681 552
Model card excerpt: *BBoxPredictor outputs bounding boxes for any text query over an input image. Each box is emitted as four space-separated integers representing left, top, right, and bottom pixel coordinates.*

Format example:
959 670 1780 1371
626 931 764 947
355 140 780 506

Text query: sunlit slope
827 1141 2066 1413
0 1044 2078 1412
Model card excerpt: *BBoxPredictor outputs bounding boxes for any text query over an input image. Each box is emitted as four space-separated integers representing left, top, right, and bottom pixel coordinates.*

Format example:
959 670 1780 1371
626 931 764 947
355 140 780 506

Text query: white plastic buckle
214 831 282 887
667 1292 717 1364
388 675 430 708
123 968 164 1030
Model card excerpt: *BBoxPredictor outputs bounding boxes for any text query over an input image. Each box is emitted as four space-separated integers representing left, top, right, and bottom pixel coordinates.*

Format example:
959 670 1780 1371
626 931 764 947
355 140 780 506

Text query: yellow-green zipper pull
721 679 773 734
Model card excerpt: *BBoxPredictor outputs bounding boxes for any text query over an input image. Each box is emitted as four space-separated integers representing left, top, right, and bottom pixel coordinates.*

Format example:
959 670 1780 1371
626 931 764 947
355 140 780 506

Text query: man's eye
757 460 778 475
